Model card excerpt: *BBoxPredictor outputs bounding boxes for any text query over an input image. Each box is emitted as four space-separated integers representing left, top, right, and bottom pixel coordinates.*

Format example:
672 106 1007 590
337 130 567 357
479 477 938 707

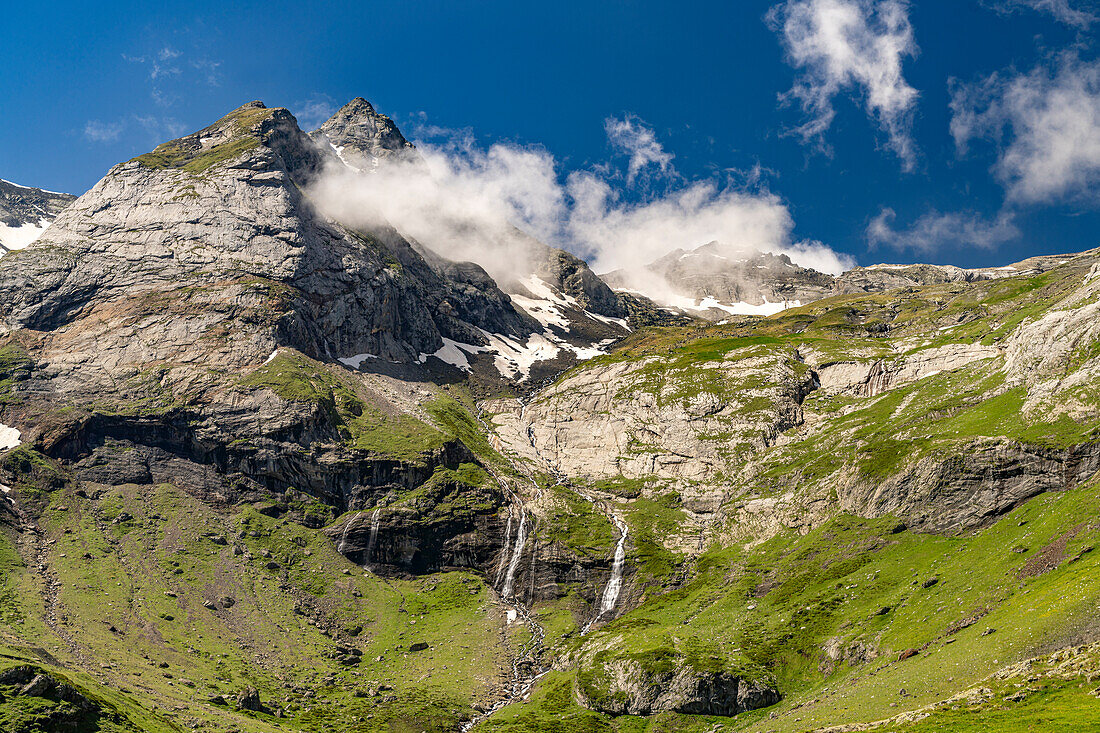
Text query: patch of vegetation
542 485 616 559
241 350 449 461
0 342 33 404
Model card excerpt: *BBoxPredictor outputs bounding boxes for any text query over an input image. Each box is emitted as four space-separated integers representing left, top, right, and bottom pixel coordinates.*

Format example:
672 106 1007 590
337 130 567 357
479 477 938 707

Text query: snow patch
338 352 378 369
480 331 561 380
417 338 488 372
0 219 49 251
668 295 798 317
0 424 22 451
519 275 572 306
264 348 280 364
328 142 364 173
584 310 631 331
508 292 570 329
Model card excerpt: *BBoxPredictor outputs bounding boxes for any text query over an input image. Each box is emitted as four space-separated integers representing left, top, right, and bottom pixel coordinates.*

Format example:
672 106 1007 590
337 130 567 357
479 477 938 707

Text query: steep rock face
841 440 1100 533
310 100 630 378
490 346 816 513
324 472 507 574
0 179 75 253
809 343 1001 397
527 245 627 320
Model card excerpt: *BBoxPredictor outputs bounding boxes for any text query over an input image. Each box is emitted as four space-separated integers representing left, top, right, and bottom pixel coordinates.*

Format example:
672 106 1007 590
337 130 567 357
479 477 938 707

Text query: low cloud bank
307 116 853 304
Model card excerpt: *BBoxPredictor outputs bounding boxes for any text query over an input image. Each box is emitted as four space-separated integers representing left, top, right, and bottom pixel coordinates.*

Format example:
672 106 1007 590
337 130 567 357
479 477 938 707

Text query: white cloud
83 120 124 143
293 95 338 131
991 0 1097 27
951 54 1100 205
866 207 1020 253
769 0 919 168
604 115 674 183
306 117 854 305
565 171 852 276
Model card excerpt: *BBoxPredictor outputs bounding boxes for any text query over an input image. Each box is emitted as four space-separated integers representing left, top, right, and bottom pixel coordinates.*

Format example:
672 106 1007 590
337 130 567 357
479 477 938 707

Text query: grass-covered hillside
2 249 1100 732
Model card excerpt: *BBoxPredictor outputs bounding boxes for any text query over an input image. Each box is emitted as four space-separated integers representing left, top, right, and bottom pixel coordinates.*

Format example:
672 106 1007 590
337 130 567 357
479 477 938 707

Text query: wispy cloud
768 0 920 169
191 58 222 87
951 53 1100 205
604 115 674 183
293 94 338 131
867 208 1020 253
989 0 1097 27
82 115 185 145
121 40 222 107
83 120 124 143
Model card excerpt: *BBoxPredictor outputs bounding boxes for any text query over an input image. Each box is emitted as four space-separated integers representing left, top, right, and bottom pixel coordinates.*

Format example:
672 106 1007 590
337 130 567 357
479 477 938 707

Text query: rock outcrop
309 96 416 169
576 652 780 716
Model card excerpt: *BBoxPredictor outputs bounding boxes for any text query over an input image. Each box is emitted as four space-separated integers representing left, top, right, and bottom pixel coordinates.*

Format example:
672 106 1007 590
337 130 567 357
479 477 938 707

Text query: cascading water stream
500 511 528 600
494 506 514 587
365 507 381 569
581 511 628 634
337 510 363 554
598 514 628 615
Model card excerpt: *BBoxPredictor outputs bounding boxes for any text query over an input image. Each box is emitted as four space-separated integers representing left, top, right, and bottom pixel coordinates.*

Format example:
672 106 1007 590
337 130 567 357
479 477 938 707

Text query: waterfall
337 510 363 554
494 506 514 587
500 511 528 600
582 513 628 634
365 507 381 567
598 515 628 615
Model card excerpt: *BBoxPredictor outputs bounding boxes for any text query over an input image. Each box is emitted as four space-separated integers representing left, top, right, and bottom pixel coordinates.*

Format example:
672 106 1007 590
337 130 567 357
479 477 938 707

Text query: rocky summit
1 97 1100 733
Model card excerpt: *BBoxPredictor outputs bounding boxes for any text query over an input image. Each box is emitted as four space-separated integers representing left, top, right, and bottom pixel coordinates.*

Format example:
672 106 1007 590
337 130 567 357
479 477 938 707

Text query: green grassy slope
3 255 1100 732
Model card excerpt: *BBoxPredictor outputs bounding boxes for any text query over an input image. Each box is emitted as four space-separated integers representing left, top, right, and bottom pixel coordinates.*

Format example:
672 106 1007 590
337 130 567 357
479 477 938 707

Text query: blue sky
2 0 1099 269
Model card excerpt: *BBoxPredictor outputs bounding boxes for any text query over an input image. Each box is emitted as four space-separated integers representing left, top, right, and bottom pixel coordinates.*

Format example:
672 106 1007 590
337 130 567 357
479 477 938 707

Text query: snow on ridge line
0 423 22 451
0 178 70 196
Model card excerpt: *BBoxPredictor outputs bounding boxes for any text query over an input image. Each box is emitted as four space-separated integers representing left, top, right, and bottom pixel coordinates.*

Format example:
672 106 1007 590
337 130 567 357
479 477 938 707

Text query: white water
365 508 381 567
494 506 514 587
500 511 528 599
599 514 628 615
580 511 629 635
459 406 550 732
337 510 364 556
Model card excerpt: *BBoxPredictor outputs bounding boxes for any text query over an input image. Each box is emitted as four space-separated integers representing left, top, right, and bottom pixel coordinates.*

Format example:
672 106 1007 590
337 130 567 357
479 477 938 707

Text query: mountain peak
311 96 414 169
127 100 327 183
